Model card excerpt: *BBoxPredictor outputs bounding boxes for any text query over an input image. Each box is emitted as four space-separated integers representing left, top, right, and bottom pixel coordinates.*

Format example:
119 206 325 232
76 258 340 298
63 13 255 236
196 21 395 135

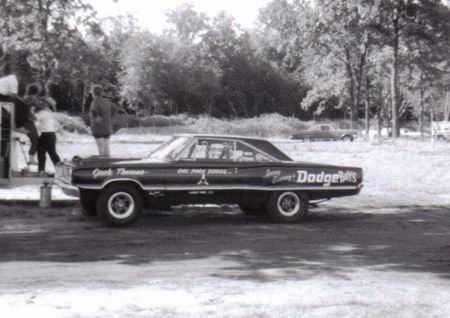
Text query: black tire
96 184 143 226
239 204 265 216
79 189 98 217
341 135 354 142
266 191 309 223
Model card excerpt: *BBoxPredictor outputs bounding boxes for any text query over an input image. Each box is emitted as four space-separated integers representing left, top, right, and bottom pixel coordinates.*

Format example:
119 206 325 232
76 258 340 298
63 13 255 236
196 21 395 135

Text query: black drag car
56 134 363 226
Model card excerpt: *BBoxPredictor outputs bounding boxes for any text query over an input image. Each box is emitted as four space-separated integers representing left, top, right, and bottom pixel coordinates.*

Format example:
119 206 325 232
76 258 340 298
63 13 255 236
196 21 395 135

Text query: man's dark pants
38 132 60 172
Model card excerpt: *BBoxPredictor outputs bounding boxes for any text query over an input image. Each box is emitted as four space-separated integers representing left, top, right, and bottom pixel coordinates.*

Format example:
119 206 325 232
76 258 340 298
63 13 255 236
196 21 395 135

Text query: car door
174 138 238 188
173 137 279 190
232 140 276 187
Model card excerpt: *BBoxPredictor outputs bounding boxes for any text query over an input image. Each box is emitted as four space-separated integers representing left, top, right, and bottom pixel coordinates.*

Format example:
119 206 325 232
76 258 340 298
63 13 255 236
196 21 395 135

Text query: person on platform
34 102 61 177
20 83 48 165
89 84 115 157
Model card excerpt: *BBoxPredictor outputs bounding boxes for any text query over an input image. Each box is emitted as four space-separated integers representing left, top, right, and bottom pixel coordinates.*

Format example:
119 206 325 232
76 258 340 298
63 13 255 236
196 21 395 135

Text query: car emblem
197 171 209 185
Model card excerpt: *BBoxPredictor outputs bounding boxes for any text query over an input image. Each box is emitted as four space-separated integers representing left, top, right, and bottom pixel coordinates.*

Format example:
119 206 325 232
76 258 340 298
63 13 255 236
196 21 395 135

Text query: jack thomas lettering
92 168 145 178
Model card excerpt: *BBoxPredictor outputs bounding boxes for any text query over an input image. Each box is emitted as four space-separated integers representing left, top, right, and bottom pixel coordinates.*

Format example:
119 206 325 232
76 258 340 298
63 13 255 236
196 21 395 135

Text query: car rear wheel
266 191 309 223
96 184 143 226
79 189 98 217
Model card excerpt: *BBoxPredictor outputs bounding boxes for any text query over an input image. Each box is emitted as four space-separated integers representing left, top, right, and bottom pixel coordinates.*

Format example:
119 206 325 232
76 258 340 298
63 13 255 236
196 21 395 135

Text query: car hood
73 156 148 168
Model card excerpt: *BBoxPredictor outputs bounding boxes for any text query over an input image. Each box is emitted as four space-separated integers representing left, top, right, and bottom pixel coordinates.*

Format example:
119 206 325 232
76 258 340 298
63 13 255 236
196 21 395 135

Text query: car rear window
245 140 292 161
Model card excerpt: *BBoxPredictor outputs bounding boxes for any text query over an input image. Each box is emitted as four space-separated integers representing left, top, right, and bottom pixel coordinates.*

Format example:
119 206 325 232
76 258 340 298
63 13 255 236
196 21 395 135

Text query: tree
305 0 380 128
165 3 209 43
0 0 96 79
119 6 309 118
120 4 215 115
370 0 450 137
257 0 309 76
258 0 380 127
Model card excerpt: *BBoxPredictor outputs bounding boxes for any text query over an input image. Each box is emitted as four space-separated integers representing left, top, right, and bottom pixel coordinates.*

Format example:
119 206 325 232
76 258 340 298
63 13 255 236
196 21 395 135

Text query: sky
86 0 272 32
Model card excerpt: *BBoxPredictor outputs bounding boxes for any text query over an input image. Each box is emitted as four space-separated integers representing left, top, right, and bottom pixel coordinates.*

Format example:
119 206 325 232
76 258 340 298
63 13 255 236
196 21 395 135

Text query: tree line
1 0 449 136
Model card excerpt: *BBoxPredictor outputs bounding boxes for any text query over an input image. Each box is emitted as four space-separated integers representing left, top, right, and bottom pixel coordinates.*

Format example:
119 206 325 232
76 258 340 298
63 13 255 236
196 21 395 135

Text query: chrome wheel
277 192 301 217
107 192 135 220
97 184 143 226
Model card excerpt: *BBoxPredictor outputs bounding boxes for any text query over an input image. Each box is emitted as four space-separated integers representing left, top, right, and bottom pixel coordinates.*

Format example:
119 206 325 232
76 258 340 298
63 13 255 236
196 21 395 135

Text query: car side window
177 140 207 160
208 142 233 160
234 142 271 162
191 141 209 159
177 139 234 161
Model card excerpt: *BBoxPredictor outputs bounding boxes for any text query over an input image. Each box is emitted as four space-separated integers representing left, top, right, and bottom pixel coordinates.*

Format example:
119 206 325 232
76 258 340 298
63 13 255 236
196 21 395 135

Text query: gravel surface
1 203 450 317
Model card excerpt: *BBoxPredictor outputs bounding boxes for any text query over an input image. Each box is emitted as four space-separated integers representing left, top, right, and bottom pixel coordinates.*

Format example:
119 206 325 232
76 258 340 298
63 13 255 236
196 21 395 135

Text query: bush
58 112 315 138
189 113 310 138
113 114 140 132
54 112 90 134
137 115 187 128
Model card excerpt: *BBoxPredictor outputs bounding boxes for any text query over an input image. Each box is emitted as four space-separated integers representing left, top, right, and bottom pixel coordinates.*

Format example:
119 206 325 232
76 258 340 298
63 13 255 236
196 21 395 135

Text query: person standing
21 83 46 165
89 85 114 157
35 103 61 176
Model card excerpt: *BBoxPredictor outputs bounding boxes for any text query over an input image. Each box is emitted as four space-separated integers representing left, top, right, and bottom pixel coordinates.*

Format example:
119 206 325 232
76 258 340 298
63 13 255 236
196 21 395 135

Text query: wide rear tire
266 191 309 223
96 184 143 226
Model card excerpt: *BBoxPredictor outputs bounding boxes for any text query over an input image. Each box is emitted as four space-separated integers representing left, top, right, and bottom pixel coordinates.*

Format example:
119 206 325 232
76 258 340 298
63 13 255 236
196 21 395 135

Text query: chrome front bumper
55 162 80 197
54 178 80 197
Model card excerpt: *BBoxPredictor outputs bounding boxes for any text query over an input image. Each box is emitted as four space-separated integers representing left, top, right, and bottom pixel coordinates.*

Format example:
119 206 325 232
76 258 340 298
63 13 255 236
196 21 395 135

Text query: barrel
39 182 52 208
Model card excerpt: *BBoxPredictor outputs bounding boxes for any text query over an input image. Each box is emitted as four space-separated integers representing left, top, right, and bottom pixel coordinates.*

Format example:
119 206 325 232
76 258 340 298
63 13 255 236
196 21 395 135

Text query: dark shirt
90 96 114 137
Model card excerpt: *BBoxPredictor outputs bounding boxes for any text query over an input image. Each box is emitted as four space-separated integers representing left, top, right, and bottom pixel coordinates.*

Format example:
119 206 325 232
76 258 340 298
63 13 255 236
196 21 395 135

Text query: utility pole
365 76 370 139
446 89 449 121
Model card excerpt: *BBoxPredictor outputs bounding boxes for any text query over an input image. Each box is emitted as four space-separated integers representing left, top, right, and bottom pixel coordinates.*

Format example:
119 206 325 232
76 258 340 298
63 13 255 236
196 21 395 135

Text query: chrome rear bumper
55 162 79 197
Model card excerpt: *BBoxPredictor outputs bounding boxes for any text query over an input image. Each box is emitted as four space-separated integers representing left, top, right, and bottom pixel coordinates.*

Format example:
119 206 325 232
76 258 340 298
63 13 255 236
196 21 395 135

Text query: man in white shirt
35 104 61 176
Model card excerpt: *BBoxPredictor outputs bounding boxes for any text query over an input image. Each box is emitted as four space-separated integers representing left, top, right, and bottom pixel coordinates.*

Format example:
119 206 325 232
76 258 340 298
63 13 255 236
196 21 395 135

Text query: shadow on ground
1 203 450 281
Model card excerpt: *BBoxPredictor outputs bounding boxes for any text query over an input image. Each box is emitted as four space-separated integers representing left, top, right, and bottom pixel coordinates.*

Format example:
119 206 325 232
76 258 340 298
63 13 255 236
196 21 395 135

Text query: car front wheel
96 184 143 226
266 191 309 223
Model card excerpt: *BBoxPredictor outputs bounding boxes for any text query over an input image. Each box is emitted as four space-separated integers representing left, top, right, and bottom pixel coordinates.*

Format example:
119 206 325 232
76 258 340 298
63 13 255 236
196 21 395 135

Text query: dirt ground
1 202 450 290
0 204 450 317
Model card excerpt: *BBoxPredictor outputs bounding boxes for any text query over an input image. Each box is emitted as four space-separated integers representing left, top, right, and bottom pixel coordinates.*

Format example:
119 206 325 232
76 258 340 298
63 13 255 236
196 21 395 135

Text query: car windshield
147 136 191 160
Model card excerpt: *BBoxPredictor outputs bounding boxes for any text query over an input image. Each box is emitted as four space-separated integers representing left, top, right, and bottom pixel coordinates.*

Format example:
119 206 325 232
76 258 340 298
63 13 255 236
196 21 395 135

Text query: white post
6 102 19 174
430 106 435 144
445 90 449 121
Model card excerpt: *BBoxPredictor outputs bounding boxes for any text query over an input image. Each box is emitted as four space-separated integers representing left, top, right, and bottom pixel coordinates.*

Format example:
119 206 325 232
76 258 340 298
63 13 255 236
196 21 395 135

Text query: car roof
174 134 293 161
174 133 267 141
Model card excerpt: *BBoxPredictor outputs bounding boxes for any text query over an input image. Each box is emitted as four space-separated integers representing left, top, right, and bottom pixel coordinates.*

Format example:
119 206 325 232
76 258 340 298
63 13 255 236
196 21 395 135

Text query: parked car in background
432 121 450 141
56 134 363 226
398 126 430 138
291 124 358 142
